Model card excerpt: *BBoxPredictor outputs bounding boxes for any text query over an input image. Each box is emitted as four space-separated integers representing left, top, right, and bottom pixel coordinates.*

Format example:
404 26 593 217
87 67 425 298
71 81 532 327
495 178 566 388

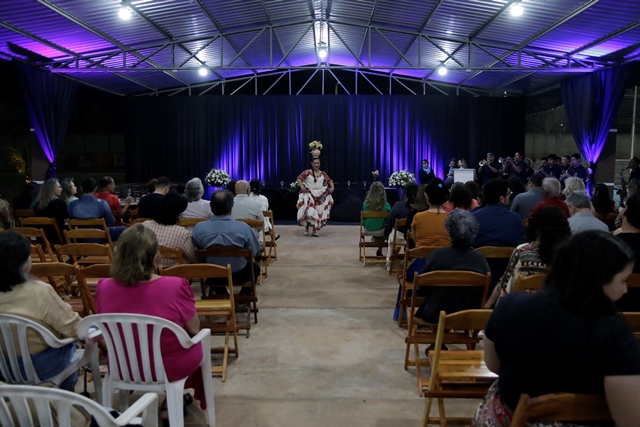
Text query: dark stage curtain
13 61 78 179
124 95 525 186
561 63 636 189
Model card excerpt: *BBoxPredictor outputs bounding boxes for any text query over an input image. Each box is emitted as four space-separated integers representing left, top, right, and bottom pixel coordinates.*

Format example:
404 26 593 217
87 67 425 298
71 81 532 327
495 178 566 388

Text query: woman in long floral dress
296 157 334 236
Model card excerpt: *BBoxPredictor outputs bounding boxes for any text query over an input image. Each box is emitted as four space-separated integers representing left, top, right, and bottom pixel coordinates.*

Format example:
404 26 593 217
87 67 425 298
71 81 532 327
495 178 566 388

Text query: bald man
232 180 265 242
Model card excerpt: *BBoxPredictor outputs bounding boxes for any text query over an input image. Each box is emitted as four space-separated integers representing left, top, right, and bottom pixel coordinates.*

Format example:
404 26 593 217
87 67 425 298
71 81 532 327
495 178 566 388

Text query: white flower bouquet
205 168 230 186
389 170 416 188
287 181 301 193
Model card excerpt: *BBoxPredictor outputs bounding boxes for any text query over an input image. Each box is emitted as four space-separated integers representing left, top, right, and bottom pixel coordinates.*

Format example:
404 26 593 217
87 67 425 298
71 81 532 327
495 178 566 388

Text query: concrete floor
82 224 481 426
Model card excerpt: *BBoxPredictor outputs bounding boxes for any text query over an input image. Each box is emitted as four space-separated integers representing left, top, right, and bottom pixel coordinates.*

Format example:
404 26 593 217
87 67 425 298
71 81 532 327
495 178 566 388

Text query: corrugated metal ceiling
0 0 638 96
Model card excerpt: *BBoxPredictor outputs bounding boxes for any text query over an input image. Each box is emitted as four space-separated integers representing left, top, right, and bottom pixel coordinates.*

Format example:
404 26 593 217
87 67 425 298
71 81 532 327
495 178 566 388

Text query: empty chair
19 216 64 246
263 210 278 260
0 385 158 427
55 241 113 266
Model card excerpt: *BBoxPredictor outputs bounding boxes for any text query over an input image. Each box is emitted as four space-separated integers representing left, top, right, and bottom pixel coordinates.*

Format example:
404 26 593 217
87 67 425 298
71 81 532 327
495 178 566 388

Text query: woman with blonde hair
562 176 585 198
95 224 205 422
362 181 391 256
33 178 67 243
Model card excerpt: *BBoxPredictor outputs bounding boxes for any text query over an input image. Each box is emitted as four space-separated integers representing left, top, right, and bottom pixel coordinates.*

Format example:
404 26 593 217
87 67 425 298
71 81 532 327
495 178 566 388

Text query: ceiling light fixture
198 65 208 76
437 66 448 76
510 2 524 17
118 4 132 20
316 1 328 62
317 42 328 60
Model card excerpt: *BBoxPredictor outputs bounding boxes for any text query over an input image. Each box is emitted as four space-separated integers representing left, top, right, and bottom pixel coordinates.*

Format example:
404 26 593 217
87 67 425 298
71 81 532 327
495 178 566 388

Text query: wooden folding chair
511 273 546 293
30 262 95 316
358 211 389 266
263 210 278 261
423 309 497 427
12 227 57 262
509 393 611 427
397 246 439 327
158 245 184 267
128 208 139 220
474 245 515 293
65 225 114 248
621 311 640 343
65 218 114 248
76 263 113 294
160 263 238 382
177 217 207 227
12 209 35 221
130 217 152 224
19 216 65 244
55 242 113 266
30 243 47 262
405 270 491 395
388 217 407 276
197 246 258 337
236 218 268 284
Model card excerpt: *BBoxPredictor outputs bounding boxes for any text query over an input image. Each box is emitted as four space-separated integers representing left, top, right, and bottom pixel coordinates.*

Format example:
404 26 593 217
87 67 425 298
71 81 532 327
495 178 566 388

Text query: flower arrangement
287 181 301 193
308 140 323 150
388 170 416 188
205 168 230 186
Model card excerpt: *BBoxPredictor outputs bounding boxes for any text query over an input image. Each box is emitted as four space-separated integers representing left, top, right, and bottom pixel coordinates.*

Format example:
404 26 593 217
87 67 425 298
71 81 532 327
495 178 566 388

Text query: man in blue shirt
477 152 501 186
472 179 523 248
68 178 125 240
504 151 527 184
561 153 588 185
192 190 261 295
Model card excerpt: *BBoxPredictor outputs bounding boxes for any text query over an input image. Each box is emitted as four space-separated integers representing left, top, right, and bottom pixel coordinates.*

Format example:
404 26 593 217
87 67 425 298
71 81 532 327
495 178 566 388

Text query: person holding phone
94 176 132 225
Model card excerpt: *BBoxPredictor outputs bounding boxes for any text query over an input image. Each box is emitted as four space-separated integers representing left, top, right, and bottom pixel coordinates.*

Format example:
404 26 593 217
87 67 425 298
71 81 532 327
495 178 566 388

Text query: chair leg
165 379 187 427
199 334 216 427
423 396 433 427
221 328 229 382
118 389 129 412
438 397 446 427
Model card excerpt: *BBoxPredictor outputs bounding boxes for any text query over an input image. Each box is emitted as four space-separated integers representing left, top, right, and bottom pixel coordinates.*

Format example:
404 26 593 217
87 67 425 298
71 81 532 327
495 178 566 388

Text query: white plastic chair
0 384 158 427
78 313 216 427
0 313 101 402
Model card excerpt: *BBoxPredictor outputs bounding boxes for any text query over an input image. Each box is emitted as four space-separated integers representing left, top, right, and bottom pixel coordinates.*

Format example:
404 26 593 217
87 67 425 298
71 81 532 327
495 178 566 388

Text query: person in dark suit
418 159 435 185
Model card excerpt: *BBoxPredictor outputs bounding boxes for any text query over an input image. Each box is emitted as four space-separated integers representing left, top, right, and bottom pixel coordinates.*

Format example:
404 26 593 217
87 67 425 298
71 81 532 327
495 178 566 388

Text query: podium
453 168 476 183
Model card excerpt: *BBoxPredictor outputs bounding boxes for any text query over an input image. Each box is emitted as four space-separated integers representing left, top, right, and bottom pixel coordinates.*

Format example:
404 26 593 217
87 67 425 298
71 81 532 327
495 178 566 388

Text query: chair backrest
474 246 516 259
236 218 267 250
130 217 152 224
511 273 546 293
30 262 95 315
197 246 256 285
129 208 139 220
77 263 113 280
0 313 77 385
509 393 612 427
621 312 640 342
55 242 114 265
0 384 158 427
12 209 35 220
177 217 207 227
19 216 64 245
158 246 184 265
411 270 492 313
67 217 109 231
626 273 640 288
360 211 390 234
77 313 199 386
161 263 234 305
392 218 407 245
399 246 439 281
12 227 56 261
30 244 47 262
64 227 113 247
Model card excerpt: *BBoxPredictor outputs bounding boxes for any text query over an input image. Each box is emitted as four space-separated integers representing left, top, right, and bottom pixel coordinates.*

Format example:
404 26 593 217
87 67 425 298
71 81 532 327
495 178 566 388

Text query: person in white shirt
232 180 265 243
249 179 272 234
181 177 213 219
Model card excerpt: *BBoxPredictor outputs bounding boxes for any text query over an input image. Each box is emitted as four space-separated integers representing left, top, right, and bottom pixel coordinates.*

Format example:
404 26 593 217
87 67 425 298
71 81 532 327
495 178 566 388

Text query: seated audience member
506 177 526 209
68 178 124 241
566 190 609 233
405 184 430 247
232 180 265 243
592 183 616 230
60 177 78 205
472 179 523 248
473 231 640 427
443 182 478 212
95 225 206 421
142 192 195 268
192 190 261 294
615 192 640 311
362 181 391 256
226 179 238 196
249 179 277 238
137 176 170 218
464 180 482 207
182 178 212 219
561 176 585 200
146 178 158 194
510 173 544 221
484 206 570 308
0 196 16 231
0 231 80 391
94 176 132 225
418 159 436 185
13 182 40 210
407 179 450 279
33 178 67 244
415 209 490 324
529 177 570 218
384 182 418 270
175 184 186 195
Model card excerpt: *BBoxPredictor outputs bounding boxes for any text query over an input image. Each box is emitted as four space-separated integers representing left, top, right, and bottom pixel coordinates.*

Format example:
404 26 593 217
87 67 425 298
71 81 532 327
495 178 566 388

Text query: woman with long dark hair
473 231 640 426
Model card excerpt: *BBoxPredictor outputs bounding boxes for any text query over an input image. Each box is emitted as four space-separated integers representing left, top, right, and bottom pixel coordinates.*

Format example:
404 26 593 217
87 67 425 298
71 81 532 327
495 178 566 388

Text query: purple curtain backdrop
124 95 525 188
13 60 78 179
561 63 635 189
